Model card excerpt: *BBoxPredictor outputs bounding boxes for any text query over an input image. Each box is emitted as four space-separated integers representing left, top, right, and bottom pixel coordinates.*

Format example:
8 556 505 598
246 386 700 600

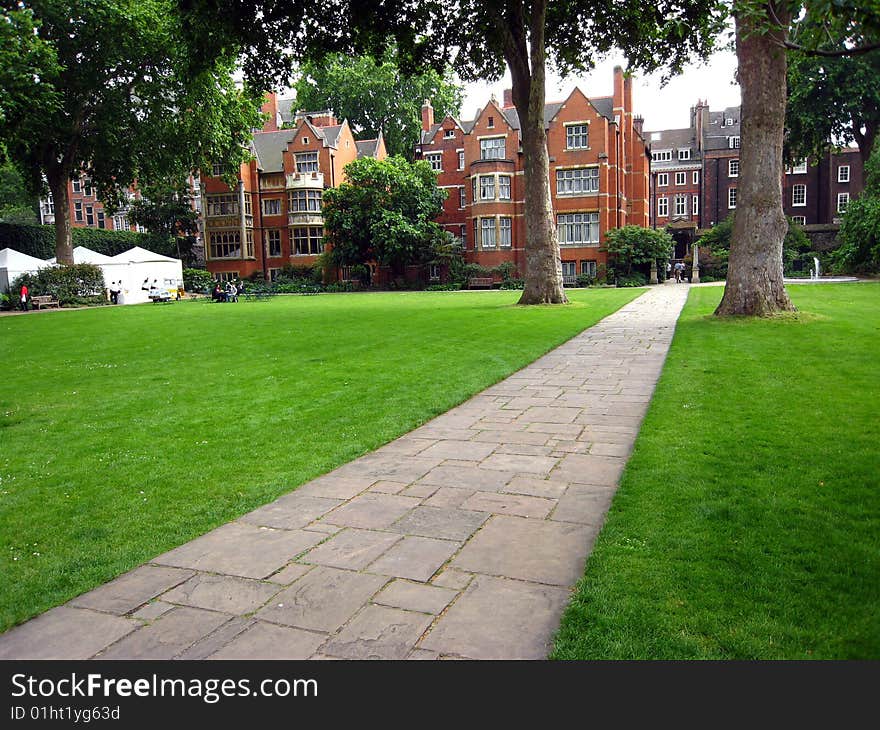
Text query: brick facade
417 67 651 283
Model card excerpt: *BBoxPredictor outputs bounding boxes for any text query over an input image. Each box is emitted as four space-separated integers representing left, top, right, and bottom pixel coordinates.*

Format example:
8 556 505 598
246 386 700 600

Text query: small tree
322 156 447 276
603 226 673 284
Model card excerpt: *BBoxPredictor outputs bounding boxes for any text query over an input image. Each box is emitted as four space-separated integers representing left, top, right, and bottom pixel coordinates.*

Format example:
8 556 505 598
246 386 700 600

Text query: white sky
459 47 741 133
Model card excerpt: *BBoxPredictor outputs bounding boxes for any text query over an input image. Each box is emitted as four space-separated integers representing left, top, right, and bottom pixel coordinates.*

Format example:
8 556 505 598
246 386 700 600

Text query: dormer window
488 116 495 128
678 148 691 160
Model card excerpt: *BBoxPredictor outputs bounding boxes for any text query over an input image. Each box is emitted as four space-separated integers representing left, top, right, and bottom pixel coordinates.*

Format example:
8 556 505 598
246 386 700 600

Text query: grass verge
552 283 880 659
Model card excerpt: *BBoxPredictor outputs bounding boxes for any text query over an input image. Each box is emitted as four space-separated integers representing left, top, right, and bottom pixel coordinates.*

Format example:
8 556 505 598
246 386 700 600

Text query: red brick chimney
502 89 513 108
634 115 644 137
261 91 279 132
613 65 625 115
421 99 434 132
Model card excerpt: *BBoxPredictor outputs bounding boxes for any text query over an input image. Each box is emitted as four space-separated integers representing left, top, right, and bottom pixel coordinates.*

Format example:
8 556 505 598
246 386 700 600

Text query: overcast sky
459 48 741 133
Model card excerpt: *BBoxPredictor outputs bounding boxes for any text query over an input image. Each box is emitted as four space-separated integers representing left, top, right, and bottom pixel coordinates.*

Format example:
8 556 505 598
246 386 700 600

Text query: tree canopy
321 155 448 274
0 0 264 263
293 47 462 159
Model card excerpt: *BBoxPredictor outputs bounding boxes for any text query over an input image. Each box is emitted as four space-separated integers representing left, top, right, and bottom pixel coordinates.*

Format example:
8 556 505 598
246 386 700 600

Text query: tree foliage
0 0 264 263
603 225 673 279
786 20 880 178
293 47 462 159
322 155 448 274
0 160 38 224
835 140 880 272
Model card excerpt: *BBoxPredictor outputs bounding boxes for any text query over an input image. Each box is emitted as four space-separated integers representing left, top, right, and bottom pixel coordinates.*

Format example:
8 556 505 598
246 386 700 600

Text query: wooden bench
468 277 494 289
31 295 60 309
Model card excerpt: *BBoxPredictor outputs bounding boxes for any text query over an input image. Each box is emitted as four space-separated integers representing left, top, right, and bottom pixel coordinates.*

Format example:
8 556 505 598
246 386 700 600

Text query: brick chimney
421 99 434 132
502 89 513 108
261 92 279 132
613 65 625 114
634 115 644 137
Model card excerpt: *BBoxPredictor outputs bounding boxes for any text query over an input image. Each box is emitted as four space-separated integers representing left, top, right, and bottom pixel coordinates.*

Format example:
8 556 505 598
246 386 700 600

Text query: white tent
0 248 50 293
110 246 183 304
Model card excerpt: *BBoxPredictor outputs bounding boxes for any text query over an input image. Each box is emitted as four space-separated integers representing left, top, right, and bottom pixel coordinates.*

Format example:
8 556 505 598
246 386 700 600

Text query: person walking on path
673 261 685 283
19 284 29 311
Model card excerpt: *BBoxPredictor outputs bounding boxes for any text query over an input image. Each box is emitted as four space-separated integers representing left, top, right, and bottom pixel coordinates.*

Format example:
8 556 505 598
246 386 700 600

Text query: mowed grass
553 282 880 659
0 287 641 632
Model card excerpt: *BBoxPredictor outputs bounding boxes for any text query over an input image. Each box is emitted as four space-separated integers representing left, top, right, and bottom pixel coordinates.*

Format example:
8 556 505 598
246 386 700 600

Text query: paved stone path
0 284 689 660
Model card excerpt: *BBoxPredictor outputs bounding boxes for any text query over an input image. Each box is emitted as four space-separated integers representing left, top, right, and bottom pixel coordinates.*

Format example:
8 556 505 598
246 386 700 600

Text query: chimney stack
421 99 434 132
634 115 644 137
503 89 513 108
261 91 279 133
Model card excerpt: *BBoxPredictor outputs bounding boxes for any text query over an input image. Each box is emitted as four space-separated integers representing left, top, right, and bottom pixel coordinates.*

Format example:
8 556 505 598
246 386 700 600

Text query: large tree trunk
48 172 73 265
715 2 795 317
501 0 566 305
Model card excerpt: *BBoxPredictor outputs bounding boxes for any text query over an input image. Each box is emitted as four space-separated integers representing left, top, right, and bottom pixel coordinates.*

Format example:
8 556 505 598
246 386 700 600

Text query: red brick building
416 67 651 283
202 93 387 281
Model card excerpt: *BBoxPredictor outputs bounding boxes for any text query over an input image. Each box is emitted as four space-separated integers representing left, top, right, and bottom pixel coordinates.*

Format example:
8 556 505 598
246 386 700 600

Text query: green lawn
0 288 641 632
552 282 880 659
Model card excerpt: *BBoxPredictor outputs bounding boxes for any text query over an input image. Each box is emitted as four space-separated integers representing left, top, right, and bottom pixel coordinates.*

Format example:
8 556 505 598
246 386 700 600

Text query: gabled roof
277 98 296 125
0 248 49 269
319 124 343 148
355 138 380 158
111 246 180 264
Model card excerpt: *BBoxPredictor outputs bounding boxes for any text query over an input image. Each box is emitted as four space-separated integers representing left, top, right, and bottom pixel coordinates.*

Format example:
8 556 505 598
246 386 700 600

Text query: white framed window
479 175 496 200
499 217 512 248
487 116 495 129
728 187 737 209
498 175 512 200
838 165 850 183
262 198 282 216
678 149 691 160
657 173 669 187
790 160 807 174
72 178 82 193
83 180 94 197
212 163 224 177
444 129 455 139
268 268 281 282
692 195 699 215
302 137 309 145
479 137 506 160
481 217 496 248
288 189 322 212
792 184 806 207
581 260 597 277
74 201 83 221
791 215 806 225
562 261 577 278
458 150 465 170
557 212 599 246
653 149 673 162
472 217 478 249
565 123 589 149
837 192 849 212
459 187 466 208
425 153 443 172
85 205 94 226
266 229 281 257
657 197 668 217
675 171 686 186
674 195 687 216
295 151 319 173
729 159 739 177
292 226 324 255
113 214 128 231
97 211 105 229
215 271 239 282
429 263 441 280
207 193 239 217
693 171 700 185
728 136 740 149
557 167 599 195
209 230 242 259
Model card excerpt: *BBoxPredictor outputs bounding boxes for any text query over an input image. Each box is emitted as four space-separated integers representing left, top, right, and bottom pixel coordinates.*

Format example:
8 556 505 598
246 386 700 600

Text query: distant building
200 92 387 282
647 102 863 257
416 67 651 284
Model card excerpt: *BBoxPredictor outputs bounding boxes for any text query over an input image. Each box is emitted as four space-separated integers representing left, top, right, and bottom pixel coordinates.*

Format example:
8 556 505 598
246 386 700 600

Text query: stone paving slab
0 284 688 660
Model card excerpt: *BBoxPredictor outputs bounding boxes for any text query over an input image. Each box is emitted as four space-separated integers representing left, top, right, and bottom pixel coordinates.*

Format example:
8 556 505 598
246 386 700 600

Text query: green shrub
615 272 647 288
498 278 524 289
183 268 213 292
425 283 462 291
10 263 106 307
575 273 595 287
0 222 175 260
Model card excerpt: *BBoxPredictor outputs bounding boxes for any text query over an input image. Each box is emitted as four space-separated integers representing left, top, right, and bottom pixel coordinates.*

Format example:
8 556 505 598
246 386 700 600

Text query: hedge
0 223 175 260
